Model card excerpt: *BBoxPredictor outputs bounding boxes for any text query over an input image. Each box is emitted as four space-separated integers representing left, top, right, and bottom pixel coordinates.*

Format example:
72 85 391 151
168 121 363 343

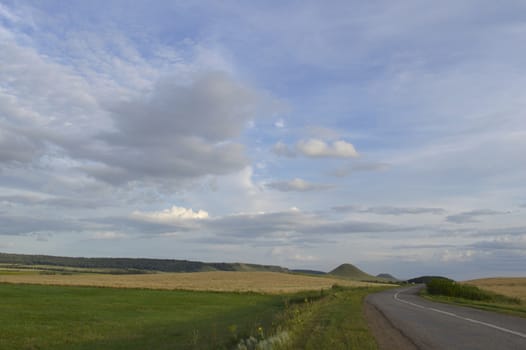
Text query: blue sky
1 1 525 280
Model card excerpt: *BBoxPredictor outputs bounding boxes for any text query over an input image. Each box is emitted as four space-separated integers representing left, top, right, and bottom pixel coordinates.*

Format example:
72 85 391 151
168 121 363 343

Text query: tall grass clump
426 278 521 304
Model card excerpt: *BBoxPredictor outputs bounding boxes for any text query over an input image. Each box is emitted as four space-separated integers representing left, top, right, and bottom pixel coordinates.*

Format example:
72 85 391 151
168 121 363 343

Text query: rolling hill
328 263 377 281
376 273 399 282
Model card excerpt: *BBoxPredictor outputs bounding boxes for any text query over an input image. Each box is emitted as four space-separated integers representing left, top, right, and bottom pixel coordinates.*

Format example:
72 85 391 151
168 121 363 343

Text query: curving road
366 285 526 350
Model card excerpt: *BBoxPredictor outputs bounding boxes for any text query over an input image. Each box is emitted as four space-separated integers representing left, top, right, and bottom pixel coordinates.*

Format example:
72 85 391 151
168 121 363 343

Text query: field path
366 285 526 350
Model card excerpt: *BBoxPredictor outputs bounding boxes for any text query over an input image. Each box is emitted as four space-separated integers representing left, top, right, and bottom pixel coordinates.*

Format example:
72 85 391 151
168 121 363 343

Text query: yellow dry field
0 271 384 293
465 277 526 302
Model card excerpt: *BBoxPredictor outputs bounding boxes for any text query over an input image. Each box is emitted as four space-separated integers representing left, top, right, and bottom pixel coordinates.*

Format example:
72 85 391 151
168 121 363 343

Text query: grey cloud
74 72 260 184
446 209 509 224
366 206 446 216
469 239 526 251
0 194 101 209
114 208 421 240
299 221 416 235
470 226 526 237
331 205 359 213
106 72 258 143
0 69 258 187
0 213 79 235
0 125 44 164
204 211 310 237
332 205 446 216
190 234 336 249
271 141 296 157
1 28 263 187
76 141 248 186
0 195 42 205
88 216 195 235
266 178 333 192
393 243 456 249
435 226 526 238
329 162 389 177
200 211 419 238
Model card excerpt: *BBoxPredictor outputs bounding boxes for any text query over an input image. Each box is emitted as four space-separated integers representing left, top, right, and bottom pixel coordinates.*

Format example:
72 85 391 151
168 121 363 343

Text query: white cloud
132 206 209 223
296 139 359 158
272 139 359 159
274 118 285 128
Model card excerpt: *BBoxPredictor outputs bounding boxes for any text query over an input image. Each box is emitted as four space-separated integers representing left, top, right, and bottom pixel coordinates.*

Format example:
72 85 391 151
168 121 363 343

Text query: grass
0 263 148 275
275 285 388 350
426 278 520 303
0 283 284 350
0 271 385 293
422 278 526 318
464 278 526 303
0 281 390 350
0 269 39 276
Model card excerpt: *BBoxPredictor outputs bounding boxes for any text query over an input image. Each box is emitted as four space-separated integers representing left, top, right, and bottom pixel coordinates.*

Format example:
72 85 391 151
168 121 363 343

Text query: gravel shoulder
364 295 419 350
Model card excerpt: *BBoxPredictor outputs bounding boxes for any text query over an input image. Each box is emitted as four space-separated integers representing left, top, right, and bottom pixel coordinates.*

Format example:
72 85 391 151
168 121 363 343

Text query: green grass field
0 284 284 350
0 282 386 350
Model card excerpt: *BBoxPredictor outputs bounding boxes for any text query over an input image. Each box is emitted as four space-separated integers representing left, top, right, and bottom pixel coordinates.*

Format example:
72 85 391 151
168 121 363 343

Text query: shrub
426 278 520 304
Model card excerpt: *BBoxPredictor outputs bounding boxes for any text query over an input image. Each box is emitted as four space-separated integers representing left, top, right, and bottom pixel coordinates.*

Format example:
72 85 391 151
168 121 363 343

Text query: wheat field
0 271 383 293
465 277 526 302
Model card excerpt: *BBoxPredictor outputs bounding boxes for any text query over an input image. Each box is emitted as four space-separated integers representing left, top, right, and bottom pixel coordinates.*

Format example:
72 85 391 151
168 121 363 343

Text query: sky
1 1 525 280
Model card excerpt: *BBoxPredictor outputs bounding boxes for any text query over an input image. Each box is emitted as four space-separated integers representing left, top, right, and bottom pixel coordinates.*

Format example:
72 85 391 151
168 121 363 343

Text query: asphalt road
366 285 526 350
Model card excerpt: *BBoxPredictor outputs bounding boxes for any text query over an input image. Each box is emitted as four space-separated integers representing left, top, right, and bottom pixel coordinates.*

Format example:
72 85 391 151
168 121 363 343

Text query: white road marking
393 288 526 340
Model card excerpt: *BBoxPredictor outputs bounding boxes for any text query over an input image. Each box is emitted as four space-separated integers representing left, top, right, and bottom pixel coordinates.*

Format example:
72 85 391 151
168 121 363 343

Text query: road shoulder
364 295 419 350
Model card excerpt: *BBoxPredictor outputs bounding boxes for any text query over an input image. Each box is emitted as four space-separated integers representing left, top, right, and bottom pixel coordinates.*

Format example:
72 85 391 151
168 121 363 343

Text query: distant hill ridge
0 252 289 274
376 273 399 282
291 269 327 275
0 253 401 283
